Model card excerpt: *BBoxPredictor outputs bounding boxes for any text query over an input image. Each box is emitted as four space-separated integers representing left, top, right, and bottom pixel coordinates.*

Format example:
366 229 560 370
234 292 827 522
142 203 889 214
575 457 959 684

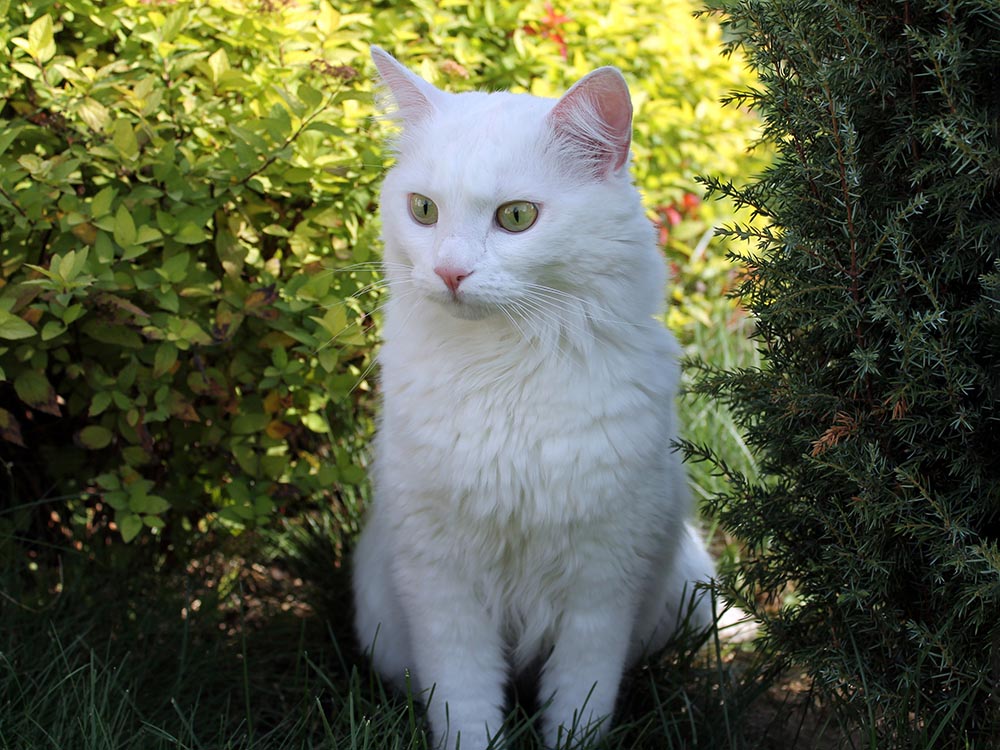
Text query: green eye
408 193 438 225
496 201 539 232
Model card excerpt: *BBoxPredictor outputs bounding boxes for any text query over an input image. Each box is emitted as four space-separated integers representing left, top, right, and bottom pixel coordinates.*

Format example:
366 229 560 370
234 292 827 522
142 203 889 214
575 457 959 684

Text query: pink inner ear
371 46 435 124
549 67 633 177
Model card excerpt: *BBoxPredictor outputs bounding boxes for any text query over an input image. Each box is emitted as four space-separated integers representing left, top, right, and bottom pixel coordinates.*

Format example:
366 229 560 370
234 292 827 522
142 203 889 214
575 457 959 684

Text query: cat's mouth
435 293 496 321
424 282 498 321
418 268 501 320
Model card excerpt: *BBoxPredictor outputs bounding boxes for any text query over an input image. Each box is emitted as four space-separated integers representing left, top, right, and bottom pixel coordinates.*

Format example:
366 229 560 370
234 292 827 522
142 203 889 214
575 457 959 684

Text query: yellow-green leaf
77 97 110 131
27 15 56 63
301 412 329 433
207 47 230 85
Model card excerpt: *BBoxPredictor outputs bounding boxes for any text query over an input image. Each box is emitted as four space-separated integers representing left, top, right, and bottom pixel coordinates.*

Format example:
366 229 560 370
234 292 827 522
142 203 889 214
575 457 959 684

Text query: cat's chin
431 296 496 321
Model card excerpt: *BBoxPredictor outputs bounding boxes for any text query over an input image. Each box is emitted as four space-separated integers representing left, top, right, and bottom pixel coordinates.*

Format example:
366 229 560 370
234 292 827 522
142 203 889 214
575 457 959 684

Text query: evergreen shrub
695 0 1000 744
1 0 764 560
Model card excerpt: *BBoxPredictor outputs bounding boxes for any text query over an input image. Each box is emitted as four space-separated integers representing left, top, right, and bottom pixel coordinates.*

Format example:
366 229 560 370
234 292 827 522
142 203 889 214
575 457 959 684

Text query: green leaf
95 472 120 490
91 187 116 218
89 391 113 416
111 119 138 160
117 512 143 543
103 490 128 511
0 126 23 158
317 347 339 373
272 346 288 369
56 247 87 283
153 342 179 378
113 204 137 247
41 320 66 340
264 103 292 140
174 222 208 245
232 444 259 476
253 496 275 517
165 318 211 347
95 231 114 263
14 370 60 415
231 413 269 435
161 252 190 282
301 412 329 433
78 425 113 449
0 407 25 447
136 225 163 245
0 309 37 340
61 304 86 325
82 319 143 349
130 492 169 515
143 515 165 530
229 501 256 520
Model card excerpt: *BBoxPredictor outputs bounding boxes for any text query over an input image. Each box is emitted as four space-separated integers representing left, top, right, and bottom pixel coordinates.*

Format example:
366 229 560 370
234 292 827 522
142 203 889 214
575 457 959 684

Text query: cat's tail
629 523 757 664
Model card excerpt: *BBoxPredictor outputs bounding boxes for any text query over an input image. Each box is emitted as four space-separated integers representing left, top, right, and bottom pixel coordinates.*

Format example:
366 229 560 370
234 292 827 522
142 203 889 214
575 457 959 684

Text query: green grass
0 544 780 750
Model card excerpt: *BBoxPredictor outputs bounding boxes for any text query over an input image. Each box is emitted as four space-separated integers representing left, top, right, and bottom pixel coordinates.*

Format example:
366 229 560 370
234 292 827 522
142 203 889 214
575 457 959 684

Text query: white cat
352 46 717 749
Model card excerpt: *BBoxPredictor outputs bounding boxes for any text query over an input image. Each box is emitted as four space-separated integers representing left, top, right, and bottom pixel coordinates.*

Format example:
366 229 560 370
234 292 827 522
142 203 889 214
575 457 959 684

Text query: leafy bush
694 0 1000 744
0 0 763 557
0 0 381 554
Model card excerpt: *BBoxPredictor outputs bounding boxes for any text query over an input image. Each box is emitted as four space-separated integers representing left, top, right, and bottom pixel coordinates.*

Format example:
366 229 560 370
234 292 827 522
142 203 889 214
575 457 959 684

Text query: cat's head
372 46 665 328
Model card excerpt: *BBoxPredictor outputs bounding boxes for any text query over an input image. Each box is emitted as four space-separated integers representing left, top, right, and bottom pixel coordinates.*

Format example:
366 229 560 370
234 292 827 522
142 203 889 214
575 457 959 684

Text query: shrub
0 0 382 556
0 0 763 558
694 0 1000 744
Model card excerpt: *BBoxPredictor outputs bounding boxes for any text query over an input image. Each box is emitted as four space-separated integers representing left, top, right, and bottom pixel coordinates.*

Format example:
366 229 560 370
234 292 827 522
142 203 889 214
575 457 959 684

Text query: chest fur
379 337 678 534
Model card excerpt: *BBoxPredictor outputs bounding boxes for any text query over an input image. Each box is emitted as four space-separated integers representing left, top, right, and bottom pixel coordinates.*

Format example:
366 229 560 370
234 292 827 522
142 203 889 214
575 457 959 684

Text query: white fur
354 47 717 749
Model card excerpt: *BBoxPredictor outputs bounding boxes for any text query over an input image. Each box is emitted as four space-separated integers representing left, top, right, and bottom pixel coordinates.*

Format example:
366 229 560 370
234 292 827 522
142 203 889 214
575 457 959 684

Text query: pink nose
434 266 472 293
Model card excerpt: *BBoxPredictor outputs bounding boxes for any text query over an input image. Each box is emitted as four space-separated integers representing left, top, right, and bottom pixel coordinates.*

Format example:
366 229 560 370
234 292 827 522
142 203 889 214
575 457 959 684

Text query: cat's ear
371 45 440 125
547 67 633 179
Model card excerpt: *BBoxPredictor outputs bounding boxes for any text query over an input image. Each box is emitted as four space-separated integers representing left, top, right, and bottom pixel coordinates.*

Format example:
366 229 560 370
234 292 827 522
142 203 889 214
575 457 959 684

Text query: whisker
349 353 380 395
314 287 420 354
519 290 594 345
316 277 417 310
350 278 394 298
498 303 533 348
350 291 421 393
317 260 414 277
521 282 661 331
512 295 575 362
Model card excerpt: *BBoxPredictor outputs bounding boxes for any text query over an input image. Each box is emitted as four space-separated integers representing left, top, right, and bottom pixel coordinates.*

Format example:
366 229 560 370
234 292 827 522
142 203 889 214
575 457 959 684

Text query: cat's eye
496 201 539 233
408 193 438 225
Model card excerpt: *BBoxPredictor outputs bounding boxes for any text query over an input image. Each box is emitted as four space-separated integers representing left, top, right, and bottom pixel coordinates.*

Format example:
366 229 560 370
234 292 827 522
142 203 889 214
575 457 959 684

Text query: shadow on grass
1 509 849 750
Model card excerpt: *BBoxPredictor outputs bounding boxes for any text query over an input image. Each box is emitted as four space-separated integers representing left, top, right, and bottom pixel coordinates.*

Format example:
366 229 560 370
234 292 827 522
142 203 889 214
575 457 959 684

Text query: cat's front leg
398 560 508 749
539 581 634 748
